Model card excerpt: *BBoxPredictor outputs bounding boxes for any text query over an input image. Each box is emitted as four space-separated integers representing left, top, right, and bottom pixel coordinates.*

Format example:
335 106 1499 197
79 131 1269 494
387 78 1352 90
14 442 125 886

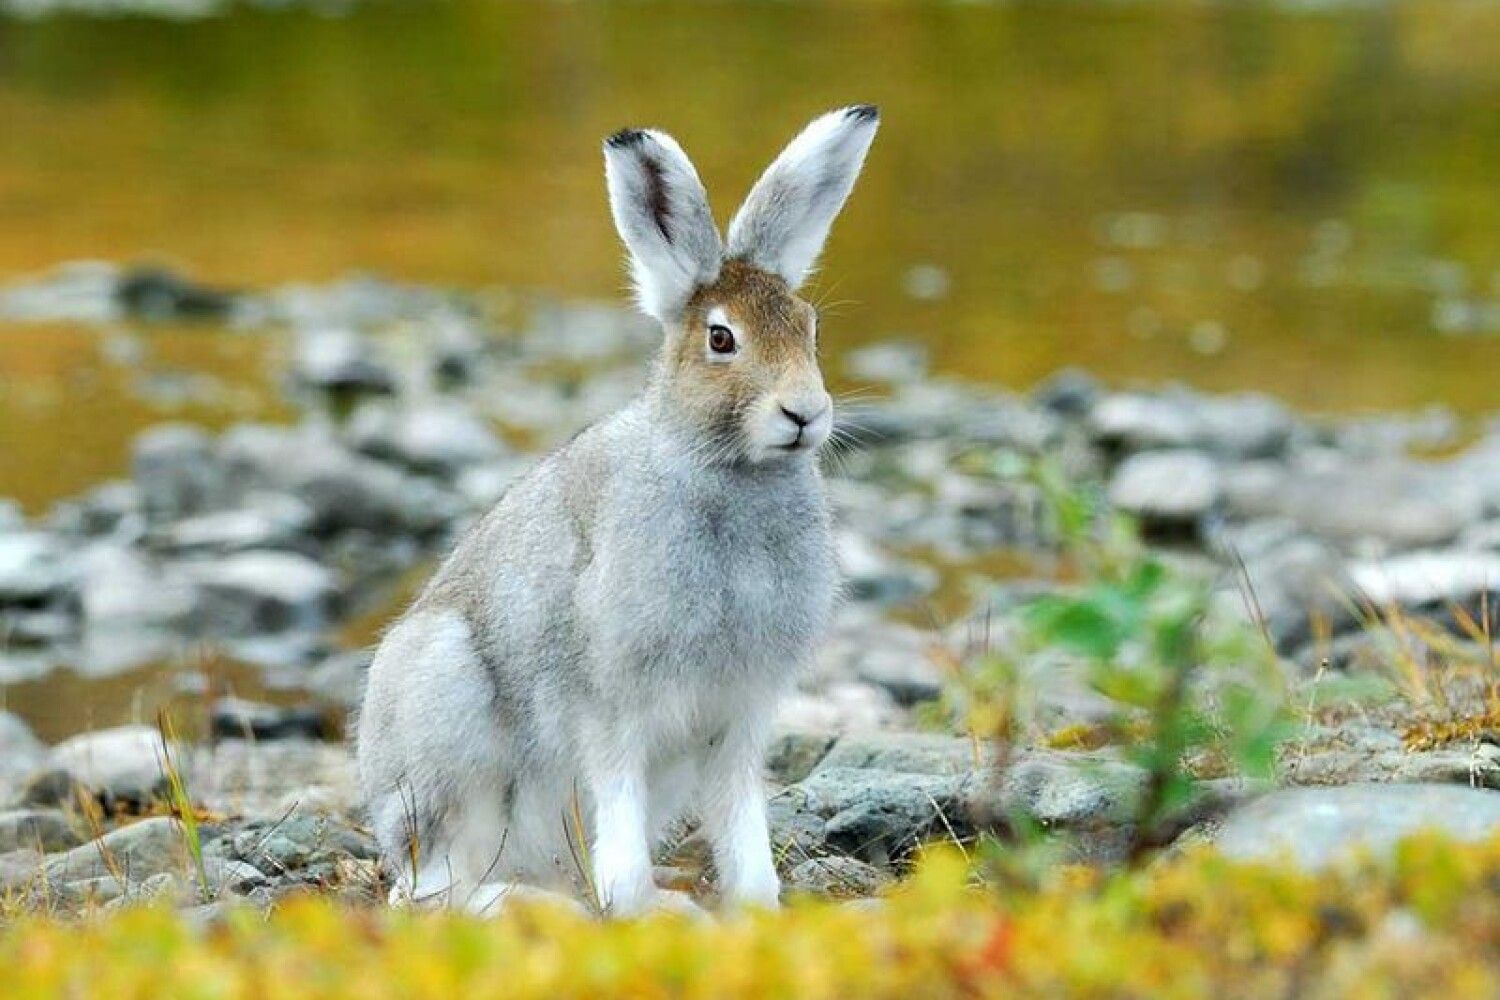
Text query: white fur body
357 105 878 914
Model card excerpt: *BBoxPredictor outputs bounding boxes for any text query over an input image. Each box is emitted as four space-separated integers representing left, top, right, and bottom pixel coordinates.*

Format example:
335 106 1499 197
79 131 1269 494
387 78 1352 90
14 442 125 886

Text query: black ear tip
845 104 880 124
606 128 648 150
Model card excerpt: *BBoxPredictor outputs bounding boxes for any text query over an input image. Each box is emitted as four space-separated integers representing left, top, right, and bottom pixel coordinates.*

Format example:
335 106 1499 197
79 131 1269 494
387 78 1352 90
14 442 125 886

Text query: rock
1108 450 1220 531
786 855 891 898
290 327 396 396
45 816 187 883
1345 550 1500 615
301 650 370 709
1193 394 1296 459
1089 394 1197 452
77 542 196 628
56 876 132 907
148 496 315 554
0 710 46 779
776 683 902 733
132 424 227 520
210 698 329 741
0 261 120 323
1279 461 1483 551
115 267 233 321
220 814 377 879
1284 743 1500 789
348 401 505 476
843 342 928 385
972 752 1146 832
795 767 972 865
188 739 357 818
814 733 986 777
1032 368 1101 417
0 809 82 853
220 423 458 535
180 550 338 635
1227 537 1351 650
47 725 171 804
0 531 76 604
1090 391 1293 459
766 730 837 785
835 532 937 607
0 848 43 892
1214 784 1500 869
48 481 143 538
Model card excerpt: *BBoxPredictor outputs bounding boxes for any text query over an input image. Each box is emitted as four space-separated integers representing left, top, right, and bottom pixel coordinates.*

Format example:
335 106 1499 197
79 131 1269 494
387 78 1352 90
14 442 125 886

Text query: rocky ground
2 261 1500 919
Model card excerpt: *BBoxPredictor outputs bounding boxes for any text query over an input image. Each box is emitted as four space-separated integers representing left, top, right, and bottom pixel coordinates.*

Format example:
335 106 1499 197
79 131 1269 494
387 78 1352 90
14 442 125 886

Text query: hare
356 105 880 916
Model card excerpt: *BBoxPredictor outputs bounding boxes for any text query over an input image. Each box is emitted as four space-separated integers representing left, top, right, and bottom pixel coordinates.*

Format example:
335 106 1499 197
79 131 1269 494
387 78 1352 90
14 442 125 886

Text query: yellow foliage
5 835 1500 999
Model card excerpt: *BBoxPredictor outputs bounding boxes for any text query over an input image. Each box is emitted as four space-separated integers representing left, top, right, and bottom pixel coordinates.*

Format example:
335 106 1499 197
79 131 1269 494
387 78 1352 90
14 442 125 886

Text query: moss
4 833 1500 998
1402 707 1500 751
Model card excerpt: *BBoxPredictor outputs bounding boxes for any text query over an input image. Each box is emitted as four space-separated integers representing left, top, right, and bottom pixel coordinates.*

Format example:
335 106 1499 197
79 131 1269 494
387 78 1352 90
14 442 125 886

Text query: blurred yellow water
3 0 1500 511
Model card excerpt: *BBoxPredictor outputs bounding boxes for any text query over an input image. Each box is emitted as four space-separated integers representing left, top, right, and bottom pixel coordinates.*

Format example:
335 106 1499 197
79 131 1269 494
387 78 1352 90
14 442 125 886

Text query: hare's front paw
602 886 708 920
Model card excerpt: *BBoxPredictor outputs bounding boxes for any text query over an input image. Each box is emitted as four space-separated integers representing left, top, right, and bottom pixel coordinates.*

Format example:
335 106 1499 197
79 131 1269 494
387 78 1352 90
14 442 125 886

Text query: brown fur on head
654 261 826 464
602 106 879 464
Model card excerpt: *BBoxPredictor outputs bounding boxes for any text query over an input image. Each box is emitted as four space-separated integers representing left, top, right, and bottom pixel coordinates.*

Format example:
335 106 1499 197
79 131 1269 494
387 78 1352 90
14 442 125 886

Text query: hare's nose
779 404 811 428
780 403 827 428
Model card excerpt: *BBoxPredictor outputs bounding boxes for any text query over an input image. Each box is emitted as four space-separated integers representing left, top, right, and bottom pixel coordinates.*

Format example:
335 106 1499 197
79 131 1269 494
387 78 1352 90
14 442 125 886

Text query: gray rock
47 725 171 803
795 767 972 865
220 814 377 878
187 739 357 818
210 698 328 741
775 683 902 734
843 342 928 385
180 550 338 635
221 424 458 535
133 424 227 520
979 753 1146 831
348 401 505 476
1214 784 1500 869
786 855 891 898
1090 391 1293 459
45 816 187 883
0 848 43 892
1089 393 1197 451
116 267 233 321
1345 550 1500 613
301 649 370 710
148 497 314 554
0 531 76 604
0 809 82 853
835 532 937 607
77 542 196 628
1109 450 1220 530
1280 461 1483 550
290 328 396 395
0 261 120 324
814 733 986 777
1284 744 1500 789
1032 368 1101 417
56 875 132 907
0 710 45 777
766 730 837 785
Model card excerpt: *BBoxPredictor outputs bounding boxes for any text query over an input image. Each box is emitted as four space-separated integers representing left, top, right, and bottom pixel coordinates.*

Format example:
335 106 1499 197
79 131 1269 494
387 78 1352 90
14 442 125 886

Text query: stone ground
2 262 1500 918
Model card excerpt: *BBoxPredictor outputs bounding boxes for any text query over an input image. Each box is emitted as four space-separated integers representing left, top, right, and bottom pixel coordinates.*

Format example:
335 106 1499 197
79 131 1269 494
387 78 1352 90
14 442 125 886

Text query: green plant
951 460 1294 860
155 711 210 902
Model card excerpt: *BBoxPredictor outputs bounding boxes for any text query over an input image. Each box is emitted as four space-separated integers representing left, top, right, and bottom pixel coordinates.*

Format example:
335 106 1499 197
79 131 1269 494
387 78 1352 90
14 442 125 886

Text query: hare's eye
707 324 737 355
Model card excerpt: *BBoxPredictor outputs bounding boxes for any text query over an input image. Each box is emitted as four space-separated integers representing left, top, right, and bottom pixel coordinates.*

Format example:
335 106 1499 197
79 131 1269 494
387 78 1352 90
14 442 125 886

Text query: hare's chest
587 472 837 676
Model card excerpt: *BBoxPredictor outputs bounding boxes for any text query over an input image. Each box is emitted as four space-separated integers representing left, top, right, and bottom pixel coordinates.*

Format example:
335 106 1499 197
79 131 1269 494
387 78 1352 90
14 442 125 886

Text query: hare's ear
604 128 723 322
726 105 879 290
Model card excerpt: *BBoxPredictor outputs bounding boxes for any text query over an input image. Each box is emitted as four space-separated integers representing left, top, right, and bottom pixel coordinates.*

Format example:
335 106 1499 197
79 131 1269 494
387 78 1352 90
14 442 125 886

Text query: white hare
356 105 880 916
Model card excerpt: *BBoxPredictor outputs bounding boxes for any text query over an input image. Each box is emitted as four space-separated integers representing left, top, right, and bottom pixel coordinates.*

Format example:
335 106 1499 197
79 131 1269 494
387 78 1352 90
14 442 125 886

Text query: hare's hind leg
359 609 519 909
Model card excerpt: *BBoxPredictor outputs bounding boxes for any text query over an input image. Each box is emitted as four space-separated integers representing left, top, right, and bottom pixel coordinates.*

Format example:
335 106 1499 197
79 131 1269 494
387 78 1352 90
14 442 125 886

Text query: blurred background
2 0 1499 740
